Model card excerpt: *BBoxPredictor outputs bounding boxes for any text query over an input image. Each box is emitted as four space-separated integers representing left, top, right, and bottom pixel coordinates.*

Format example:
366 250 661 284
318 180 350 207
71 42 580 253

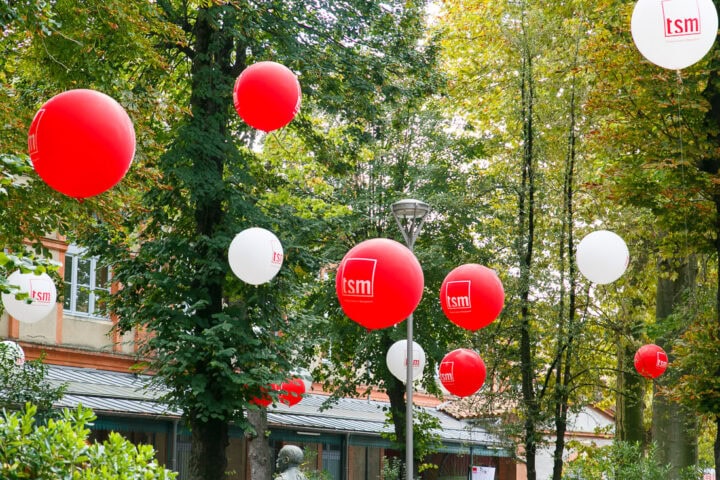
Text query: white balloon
631 0 718 70
576 230 630 284
386 340 426 383
0 340 25 370
228 228 284 285
1 270 57 323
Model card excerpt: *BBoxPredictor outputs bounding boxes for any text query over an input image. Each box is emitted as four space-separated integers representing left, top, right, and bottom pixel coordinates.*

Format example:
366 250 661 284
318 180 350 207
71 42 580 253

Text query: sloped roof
46 365 507 450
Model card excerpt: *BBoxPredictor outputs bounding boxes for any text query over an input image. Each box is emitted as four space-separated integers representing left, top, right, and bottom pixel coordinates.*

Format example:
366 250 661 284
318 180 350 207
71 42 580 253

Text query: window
63 245 111 319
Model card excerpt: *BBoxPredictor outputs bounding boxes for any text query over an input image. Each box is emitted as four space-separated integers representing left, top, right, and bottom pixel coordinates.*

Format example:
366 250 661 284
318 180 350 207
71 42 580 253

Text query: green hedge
0 403 177 479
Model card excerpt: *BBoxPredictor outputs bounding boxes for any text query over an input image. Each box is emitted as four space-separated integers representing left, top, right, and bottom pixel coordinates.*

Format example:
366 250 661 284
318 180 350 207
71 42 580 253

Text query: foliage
11 1 458 478
670 283 720 416
299 448 332 480
0 347 66 418
438 2 631 479
380 406 442 471
382 456 402 480
0 403 176 479
562 441 703 480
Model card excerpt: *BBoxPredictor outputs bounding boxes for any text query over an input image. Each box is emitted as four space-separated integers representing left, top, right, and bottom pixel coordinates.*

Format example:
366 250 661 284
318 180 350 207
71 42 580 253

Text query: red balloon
233 61 301 132
278 378 305 407
634 344 668 379
335 238 424 330
439 348 486 397
250 391 273 407
28 89 135 199
440 264 504 331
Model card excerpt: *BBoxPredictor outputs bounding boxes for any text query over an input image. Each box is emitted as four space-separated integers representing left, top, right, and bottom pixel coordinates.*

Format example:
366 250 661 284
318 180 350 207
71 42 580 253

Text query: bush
0 403 177 479
562 441 701 480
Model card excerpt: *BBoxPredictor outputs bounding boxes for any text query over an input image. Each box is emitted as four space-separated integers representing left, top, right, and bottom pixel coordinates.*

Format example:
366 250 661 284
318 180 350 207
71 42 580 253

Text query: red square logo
439 361 455 384
340 258 377 299
445 280 472 312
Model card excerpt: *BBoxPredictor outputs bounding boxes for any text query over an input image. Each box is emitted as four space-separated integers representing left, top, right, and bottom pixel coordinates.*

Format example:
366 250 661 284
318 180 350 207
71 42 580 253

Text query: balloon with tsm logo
634 344 668 379
335 238 424 330
440 264 504 331
0 340 25 372
631 0 718 70
228 227 284 285
1 270 57 324
386 340 426 383
438 348 487 397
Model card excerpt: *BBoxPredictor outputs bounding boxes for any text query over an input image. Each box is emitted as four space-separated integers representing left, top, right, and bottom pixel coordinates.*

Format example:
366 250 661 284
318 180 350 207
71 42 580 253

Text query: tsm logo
663 0 701 37
29 279 52 305
438 361 455 384
341 258 377 298
445 280 471 311
271 240 283 266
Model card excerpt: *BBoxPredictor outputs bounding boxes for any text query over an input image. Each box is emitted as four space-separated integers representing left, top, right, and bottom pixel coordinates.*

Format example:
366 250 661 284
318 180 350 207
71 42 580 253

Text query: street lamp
391 198 430 480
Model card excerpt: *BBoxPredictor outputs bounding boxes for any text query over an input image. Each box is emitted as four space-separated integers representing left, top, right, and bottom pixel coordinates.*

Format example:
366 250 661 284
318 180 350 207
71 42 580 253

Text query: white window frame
63 245 111 319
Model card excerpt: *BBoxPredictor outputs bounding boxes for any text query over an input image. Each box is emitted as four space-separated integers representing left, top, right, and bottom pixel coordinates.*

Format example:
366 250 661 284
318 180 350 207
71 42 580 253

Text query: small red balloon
278 378 305 407
233 61 301 132
28 89 136 198
439 348 486 397
440 264 504 331
335 238 424 330
250 391 273 407
634 344 668 379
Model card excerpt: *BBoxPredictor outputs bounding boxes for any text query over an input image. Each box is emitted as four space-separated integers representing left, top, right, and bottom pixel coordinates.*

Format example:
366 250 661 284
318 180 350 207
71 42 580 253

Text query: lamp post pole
391 199 430 480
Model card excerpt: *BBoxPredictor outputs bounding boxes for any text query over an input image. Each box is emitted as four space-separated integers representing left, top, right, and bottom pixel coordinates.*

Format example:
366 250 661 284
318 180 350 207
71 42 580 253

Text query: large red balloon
634 344 668 379
440 264 504 331
233 61 301 132
335 238 424 330
438 349 486 397
28 89 135 199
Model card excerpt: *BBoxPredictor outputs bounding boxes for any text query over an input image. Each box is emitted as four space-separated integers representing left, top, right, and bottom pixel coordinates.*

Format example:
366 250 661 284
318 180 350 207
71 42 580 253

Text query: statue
275 444 308 480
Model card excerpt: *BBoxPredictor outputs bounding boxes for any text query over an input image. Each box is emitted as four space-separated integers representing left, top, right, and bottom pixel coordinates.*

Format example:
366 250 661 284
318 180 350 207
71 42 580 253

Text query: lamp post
391 198 430 480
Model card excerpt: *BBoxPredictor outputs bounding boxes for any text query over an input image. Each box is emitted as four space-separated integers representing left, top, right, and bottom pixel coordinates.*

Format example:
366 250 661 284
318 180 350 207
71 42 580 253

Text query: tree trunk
189 417 230 480
616 340 646 445
518 24 539 480
248 409 273 480
551 33 580 480
185 8 246 480
715 415 720 478
652 257 698 479
387 375 410 479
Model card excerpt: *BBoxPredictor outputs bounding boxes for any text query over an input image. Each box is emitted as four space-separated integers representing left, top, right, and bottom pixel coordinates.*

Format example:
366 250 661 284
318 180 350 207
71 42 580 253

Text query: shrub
0 403 177 479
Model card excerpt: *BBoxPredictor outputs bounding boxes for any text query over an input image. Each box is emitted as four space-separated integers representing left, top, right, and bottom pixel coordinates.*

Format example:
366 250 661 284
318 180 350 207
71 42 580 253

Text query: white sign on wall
471 466 495 480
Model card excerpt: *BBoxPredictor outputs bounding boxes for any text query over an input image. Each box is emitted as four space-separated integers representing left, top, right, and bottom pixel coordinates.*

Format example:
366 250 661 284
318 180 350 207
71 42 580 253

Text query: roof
46 365 508 451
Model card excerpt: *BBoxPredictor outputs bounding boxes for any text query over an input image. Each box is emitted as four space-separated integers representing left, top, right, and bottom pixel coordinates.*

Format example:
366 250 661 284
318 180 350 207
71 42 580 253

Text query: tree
0 345 66 418
20 2 453 479
581 0 720 474
438 2 625 479
297 101 486 477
